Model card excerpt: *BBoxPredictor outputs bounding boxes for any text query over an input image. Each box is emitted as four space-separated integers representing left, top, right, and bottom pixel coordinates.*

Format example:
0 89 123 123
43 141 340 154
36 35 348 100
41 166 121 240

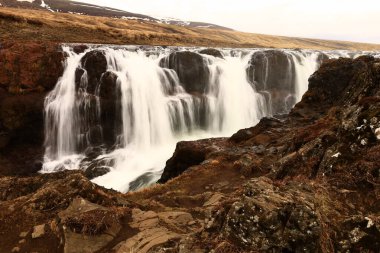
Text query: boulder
80 50 107 94
59 197 123 253
32 224 46 239
99 71 119 99
73 45 89 54
74 68 121 149
247 50 295 92
223 177 321 252
246 50 296 114
158 138 222 183
84 166 110 180
160 51 210 94
199 48 224 59
98 71 122 147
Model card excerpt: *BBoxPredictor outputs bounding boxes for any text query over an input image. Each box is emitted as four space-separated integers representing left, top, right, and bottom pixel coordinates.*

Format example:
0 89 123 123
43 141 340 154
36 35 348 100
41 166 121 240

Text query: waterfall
42 46 326 192
206 54 268 133
287 51 321 102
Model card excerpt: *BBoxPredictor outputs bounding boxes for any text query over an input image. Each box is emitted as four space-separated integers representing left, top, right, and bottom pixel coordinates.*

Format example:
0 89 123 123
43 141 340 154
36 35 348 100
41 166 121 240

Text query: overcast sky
76 0 380 44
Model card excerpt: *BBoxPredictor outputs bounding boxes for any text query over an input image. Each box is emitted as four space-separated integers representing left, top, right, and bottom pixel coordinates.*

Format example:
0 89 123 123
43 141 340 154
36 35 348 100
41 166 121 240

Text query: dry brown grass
1 7 380 50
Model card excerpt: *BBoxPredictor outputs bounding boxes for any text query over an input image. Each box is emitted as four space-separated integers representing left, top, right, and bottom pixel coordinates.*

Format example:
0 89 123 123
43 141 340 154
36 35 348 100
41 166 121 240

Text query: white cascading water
42 46 329 192
43 49 85 170
207 54 268 132
286 51 321 102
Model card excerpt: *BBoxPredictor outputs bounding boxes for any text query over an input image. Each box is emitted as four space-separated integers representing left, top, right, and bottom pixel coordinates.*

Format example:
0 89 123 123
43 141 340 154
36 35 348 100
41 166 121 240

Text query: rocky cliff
0 47 379 252
0 41 64 176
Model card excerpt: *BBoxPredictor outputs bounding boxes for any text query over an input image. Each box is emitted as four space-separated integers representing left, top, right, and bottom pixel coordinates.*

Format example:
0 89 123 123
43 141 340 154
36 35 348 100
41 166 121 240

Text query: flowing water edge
40 45 379 192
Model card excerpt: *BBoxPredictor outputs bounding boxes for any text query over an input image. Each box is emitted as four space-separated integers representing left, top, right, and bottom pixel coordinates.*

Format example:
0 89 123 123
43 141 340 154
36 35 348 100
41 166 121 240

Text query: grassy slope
0 7 380 51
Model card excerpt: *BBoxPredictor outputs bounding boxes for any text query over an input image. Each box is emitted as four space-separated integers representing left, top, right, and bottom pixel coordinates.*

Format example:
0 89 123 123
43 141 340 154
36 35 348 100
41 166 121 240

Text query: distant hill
0 0 233 30
0 5 380 51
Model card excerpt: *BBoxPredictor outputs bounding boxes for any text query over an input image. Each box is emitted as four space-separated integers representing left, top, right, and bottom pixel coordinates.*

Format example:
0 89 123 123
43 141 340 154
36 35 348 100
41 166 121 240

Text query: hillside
1 7 380 50
0 0 232 30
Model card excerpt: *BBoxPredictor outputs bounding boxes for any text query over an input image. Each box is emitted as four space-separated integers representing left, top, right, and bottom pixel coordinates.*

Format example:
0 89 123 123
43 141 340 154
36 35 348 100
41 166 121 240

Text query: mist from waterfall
42 46 329 192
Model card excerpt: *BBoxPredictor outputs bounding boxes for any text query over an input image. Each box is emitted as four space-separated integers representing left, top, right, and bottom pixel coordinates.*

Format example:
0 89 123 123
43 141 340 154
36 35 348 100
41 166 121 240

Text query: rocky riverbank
0 44 379 252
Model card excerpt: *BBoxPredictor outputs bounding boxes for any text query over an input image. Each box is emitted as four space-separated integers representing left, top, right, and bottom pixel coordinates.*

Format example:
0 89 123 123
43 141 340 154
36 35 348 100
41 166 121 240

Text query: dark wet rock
338 216 380 252
158 138 224 183
72 44 89 54
247 50 296 113
99 99 122 148
230 117 283 143
159 51 210 94
84 166 110 180
0 131 11 149
317 52 330 64
0 93 46 175
199 48 224 58
81 50 107 94
98 71 122 147
129 172 156 192
87 125 103 146
74 67 85 91
292 56 379 117
99 71 119 99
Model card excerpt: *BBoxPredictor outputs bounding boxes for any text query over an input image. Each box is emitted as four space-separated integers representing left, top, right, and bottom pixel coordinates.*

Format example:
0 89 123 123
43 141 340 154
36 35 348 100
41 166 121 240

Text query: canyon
0 39 379 252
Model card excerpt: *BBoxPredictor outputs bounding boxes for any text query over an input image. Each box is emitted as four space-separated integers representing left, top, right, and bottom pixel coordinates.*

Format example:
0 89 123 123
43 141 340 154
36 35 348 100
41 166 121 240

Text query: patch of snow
68 11 84 15
71 3 127 13
122 16 151 22
151 15 191 26
40 0 54 12
331 152 341 158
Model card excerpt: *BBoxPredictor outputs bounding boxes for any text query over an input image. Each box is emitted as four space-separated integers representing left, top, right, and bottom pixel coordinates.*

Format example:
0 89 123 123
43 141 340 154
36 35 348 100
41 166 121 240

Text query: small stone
12 247 20 253
19 232 28 238
188 221 196 226
32 224 46 239
19 239 26 244
375 128 380 140
268 147 277 154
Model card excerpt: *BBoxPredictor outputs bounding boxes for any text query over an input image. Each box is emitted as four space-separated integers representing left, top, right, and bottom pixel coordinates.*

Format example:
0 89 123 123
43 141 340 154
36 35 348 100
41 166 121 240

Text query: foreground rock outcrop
0 55 379 252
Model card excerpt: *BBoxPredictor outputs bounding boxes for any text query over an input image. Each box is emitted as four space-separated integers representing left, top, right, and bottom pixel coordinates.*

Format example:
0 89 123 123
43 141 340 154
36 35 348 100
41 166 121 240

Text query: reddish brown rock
0 41 64 93
0 41 65 176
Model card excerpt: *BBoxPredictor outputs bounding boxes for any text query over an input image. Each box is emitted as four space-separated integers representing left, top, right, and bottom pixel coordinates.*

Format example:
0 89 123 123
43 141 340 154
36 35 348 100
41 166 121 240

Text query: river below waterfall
40 45 371 192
